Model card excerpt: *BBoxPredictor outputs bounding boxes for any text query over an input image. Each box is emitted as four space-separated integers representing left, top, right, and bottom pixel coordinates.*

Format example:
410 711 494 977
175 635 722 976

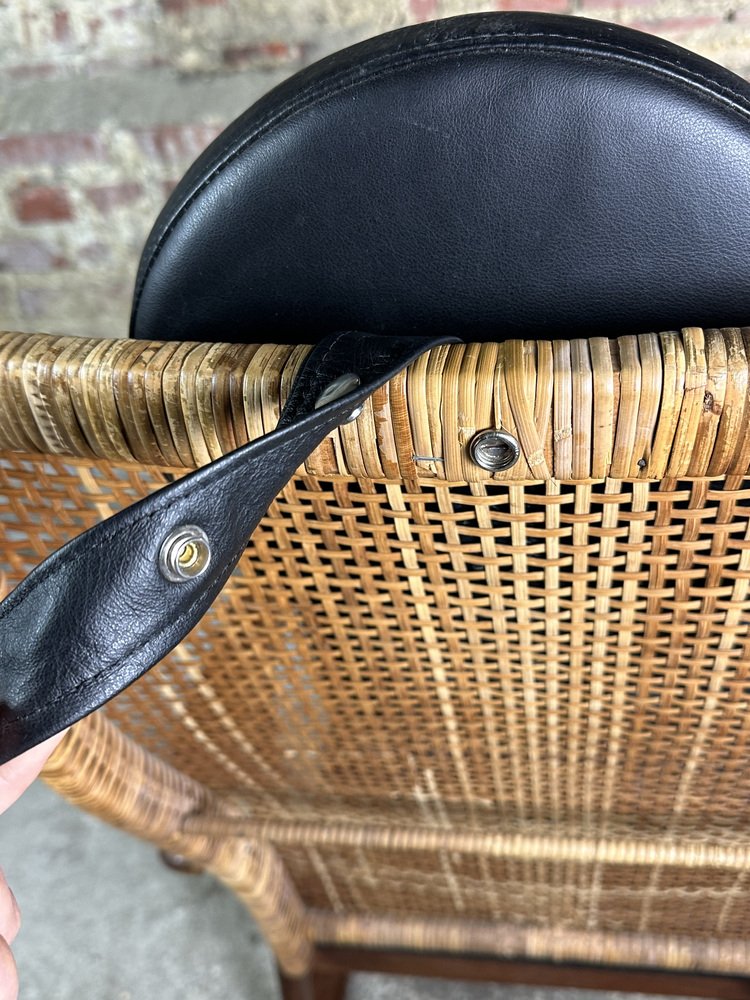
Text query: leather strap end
0 331 458 764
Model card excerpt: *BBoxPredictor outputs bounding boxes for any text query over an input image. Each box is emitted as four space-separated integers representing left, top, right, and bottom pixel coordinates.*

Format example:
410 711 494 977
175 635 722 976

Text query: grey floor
0 781 697 1000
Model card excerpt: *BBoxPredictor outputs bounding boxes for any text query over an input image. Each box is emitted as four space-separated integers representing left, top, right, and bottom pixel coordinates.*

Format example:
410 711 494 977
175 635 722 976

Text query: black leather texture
132 11 750 344
0 332 455 764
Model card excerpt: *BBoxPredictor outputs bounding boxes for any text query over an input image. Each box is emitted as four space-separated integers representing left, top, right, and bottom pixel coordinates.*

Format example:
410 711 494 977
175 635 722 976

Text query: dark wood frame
279 948 750 1000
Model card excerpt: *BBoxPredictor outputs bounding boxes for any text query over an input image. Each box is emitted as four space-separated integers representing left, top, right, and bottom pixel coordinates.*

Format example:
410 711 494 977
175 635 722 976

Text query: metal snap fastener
469 429 520 472
159 525 211 583
315 373 362 423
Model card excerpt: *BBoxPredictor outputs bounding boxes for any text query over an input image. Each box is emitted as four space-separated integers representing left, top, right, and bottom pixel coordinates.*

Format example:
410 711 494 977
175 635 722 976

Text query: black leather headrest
131 12 750 343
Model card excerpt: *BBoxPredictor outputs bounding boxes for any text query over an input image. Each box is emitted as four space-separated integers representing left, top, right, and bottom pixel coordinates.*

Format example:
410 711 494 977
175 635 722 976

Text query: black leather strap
0 331 457 765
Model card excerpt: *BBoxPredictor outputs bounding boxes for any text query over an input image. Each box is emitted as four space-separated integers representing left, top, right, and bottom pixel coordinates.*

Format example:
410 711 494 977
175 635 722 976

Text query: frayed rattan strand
552 339 573 479
589 337 615 479
631 333 662 478
442 341 469 481
424 342 452 475
689 327 726 477
506 340 550 479
709 328 747 477
456 342 483 482
571 339 593 480
0 334 53 453
668 327 707 477
649 331 684 477
144 340 185 466
611 335 641 479
534 340 554 473
493 341 532 480
19 335 80 456
110 339 167 465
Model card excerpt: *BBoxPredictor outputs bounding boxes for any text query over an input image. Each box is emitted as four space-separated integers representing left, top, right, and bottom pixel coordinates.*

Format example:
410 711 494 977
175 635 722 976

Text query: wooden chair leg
278 966 348 1000
313 970 348 1000
278 970 314 1000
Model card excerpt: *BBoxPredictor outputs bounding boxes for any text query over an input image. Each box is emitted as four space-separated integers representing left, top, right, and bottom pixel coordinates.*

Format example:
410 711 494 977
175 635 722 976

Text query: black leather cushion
131 12 750 343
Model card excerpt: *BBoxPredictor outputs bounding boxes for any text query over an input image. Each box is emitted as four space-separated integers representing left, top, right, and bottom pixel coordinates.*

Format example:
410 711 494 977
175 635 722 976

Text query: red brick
11 184 74 224
409 0 438 21
222 42 303 70
53 9 71 43
110 5 135 21
5 63 58 80
577 0 650 8
132 124 223 162
497 0 571 10
78 241 111 264
628 15 721 35
576 0 669 13
84 55 170 74
160 0 226 12
0 132 105 167
85 182 143 214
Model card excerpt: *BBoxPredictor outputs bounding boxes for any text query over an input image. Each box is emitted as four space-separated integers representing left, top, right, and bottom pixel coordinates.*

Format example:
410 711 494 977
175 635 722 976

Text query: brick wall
0 0 747 337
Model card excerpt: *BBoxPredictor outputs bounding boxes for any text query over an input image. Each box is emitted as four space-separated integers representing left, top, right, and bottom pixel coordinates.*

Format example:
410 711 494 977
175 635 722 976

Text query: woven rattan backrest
5 327 750 941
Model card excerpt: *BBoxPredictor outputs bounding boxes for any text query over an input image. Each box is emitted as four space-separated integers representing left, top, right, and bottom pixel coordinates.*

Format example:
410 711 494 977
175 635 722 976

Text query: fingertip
0 730 70 814
0 869 20 947
0 934 18 1000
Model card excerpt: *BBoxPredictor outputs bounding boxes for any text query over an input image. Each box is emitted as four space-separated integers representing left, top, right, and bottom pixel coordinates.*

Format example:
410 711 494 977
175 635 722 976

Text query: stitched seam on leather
0 378 361 691
1 341 409 732
0 403 349 733
132 28 750 328
0 418 315 624
0 332 406 628
0 340 438 742
160 34 750 196
0 538 249 733
0 336 449 744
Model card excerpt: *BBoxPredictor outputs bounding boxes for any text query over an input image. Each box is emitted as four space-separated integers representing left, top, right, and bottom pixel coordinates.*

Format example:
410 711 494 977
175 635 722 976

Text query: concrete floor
0 780 697 1000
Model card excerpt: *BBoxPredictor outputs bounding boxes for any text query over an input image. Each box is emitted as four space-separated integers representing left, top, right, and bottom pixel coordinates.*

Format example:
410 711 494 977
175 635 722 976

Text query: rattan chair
5 11 750 999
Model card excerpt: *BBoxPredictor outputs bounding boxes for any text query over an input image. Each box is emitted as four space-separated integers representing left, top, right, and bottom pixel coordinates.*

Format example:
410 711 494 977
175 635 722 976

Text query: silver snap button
159 525 211 583
315 373 362 423
469 429 520 472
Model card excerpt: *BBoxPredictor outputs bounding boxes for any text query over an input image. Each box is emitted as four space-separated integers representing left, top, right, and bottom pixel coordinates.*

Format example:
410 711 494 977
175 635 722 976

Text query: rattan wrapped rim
0 326 744 483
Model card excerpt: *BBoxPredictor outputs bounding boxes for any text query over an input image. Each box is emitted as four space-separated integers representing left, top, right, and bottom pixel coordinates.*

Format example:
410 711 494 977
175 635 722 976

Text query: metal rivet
315 373 362 423
159 525 211 583
469 429 520 472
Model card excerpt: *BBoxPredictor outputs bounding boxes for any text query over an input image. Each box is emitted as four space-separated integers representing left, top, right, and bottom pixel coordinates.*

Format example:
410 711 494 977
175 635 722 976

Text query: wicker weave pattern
100 473 750 832
2 327 750 973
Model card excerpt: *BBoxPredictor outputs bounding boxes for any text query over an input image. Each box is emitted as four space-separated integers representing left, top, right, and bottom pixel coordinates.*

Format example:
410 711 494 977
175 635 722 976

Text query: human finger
0 731 68 814
0 934 18 1000
0 872 19 947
